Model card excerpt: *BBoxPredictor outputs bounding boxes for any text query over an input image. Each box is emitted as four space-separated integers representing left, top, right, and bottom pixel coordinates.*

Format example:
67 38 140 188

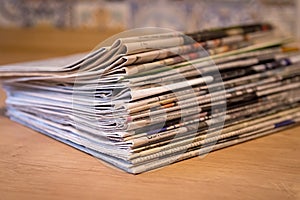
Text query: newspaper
0 23 299 174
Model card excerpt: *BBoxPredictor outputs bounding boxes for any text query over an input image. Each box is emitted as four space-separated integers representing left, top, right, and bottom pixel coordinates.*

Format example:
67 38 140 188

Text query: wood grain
0 28 299 200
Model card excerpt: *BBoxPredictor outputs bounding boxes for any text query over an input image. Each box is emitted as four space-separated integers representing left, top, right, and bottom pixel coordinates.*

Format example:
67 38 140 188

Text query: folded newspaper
0 23 299 174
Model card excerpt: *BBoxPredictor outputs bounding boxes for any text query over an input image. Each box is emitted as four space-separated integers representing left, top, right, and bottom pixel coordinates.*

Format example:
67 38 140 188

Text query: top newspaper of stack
1 23 300 174
0 24 292 99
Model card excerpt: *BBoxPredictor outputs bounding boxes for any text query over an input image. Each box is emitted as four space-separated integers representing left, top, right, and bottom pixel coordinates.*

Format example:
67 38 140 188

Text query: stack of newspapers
0 23 299 174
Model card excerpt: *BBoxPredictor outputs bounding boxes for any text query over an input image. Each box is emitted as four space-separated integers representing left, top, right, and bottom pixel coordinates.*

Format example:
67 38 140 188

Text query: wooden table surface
0 28 299 200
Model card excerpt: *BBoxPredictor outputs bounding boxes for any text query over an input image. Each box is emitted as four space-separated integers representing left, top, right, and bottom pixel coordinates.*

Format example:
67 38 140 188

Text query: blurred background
0 0 299 33
0 0 299 64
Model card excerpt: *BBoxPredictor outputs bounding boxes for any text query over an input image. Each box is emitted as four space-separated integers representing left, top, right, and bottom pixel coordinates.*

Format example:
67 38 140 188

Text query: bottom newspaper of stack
0 23 299 174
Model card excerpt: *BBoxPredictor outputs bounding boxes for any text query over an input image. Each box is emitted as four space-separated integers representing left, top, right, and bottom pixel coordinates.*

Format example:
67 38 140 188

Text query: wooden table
0 28 299 200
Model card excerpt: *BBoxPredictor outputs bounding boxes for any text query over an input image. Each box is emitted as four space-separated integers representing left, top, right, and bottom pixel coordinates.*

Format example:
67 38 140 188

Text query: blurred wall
0 0 298 36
